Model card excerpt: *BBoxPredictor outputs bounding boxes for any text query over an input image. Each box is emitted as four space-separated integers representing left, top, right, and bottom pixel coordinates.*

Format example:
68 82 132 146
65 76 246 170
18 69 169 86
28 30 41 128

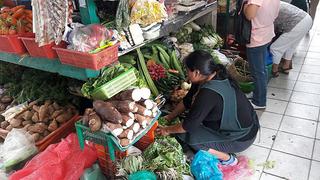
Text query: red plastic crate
94 144 127 178
0 34 28 54
20 37 62 59
36 115 80 151
135 121 158 151
54 43 119 70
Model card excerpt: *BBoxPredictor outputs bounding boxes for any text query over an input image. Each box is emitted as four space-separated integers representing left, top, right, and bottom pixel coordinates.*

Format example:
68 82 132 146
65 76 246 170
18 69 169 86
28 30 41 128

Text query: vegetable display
0 100 78 142
0 5 32 35
82 88 159 147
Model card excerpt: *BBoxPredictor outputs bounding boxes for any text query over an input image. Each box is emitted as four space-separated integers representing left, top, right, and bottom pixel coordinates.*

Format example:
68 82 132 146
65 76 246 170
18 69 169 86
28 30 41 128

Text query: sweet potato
22 111 33 121
28 123 47 133
39 104 49 122
48 120 58 132
121 114 134 128
113 89 142 102
88 112 102 132
118 129 134 140
31 133 40 142
93 100 122 124
1 95 12 104
109 100 138 113
6 125 12 131
120 138 130 147
52 109 64 119
105 122 123 136
55 110 73 124
22 120 33 126
32 112 39 123
1 121 9 129
23 124 32 131
9 118 22 128
48 105 55 116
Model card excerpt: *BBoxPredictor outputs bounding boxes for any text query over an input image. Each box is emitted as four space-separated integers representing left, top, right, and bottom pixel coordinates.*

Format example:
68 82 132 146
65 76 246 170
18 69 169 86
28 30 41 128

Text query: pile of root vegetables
0 95 13 113
82 88 159 147
0 100 78 142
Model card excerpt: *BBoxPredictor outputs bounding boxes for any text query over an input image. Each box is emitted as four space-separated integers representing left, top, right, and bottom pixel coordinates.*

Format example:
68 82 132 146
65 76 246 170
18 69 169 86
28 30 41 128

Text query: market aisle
238 6 320 180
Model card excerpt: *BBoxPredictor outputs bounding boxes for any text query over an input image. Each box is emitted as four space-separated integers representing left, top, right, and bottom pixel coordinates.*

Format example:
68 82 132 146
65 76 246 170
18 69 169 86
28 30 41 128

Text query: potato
1 121 9 129
43 130 50 137
48 120 58 132
32 105 40 112
0 103 6 112
22 120 33 126
38 135 44 141
23 124 32 131
6 125 12 131
9 118 22 128
39 104 49 122
22 111 34 121
88 112 102 132
52 102 61 111
31 112 39 123
28 123 47 133
1 95 12 104
27 130 35 135
55 110 73 124
31 133 40 142
52 109 64 119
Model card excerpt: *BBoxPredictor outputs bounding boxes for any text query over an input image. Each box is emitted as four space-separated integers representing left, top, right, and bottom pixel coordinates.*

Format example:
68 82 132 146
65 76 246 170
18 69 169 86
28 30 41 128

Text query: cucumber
151 46 161 64
156 46 171 66
171 50 185 78
159 52 170 69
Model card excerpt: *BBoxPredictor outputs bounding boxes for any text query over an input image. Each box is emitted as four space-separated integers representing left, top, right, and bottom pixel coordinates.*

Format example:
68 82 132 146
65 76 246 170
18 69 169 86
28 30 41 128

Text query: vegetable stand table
75 111 161 161
0 52 100 81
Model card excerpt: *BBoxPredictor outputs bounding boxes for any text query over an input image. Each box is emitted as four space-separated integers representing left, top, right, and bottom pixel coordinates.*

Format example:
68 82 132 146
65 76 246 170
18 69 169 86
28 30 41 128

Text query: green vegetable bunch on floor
142 136 191 180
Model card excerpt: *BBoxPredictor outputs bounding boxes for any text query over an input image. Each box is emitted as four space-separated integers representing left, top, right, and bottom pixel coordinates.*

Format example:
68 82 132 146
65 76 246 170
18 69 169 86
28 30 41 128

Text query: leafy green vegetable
142 136 191 179
158 117 181 126
117 155 144 176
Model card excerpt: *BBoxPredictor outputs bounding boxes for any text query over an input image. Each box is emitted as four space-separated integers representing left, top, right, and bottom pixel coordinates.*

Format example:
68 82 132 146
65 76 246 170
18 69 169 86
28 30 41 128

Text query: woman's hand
156 126 171 136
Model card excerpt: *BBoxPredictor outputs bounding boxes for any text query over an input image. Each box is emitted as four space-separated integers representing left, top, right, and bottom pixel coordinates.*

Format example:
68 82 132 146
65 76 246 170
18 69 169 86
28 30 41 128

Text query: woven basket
227 57 253 82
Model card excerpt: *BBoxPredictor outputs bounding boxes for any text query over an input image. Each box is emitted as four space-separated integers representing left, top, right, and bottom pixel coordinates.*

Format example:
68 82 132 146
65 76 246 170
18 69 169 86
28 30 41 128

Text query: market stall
0 0 258 179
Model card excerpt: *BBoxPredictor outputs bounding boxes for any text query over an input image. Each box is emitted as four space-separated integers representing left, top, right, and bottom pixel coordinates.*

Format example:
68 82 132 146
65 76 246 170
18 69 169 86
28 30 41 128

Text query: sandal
272 71 280 78
280 67 290 75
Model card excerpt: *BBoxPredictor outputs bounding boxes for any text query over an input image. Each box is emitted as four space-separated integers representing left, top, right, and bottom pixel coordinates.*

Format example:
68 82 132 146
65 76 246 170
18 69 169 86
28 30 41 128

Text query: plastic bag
130 0 168 26
67 24 113 52
0 129 37 171
191 150 223 180
218 156 254 180
116 0 130 30
9 133 97 180
1 103 28 121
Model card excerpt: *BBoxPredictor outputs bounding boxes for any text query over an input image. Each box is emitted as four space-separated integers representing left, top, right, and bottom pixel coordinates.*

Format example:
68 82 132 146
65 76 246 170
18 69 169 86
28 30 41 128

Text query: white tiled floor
238 6 320 180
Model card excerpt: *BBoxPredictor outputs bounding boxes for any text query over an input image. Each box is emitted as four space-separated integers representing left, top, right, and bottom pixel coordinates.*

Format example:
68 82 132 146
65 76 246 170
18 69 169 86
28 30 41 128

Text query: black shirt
182 82 258 141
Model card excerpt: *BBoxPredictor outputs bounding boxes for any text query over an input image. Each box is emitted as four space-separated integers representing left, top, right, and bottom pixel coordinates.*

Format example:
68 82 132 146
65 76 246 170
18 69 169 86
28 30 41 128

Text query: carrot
0 13 9 19
24 10 32 15
12 8 24 19
10 5 25 13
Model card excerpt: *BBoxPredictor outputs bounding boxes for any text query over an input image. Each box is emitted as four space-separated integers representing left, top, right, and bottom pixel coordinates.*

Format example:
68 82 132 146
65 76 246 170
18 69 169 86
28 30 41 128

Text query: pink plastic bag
9 133 97 180
219 156 254 180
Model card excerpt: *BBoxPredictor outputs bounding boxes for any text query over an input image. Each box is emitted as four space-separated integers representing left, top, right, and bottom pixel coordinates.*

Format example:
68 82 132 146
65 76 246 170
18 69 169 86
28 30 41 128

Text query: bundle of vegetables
147 60 166 81
175 26 193 44
82 88 160 147
0 5 32 35
142 136 191 179
0 100 78 142
4 68 81 105
81 64 132 98
190 24 224 49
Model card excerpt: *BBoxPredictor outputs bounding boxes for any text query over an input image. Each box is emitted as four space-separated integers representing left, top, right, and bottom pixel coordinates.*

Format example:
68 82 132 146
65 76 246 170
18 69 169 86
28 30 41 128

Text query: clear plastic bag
191 150 223 180
9 133 97 180
67 24 112 52
0 129 37 171
130 0 168 26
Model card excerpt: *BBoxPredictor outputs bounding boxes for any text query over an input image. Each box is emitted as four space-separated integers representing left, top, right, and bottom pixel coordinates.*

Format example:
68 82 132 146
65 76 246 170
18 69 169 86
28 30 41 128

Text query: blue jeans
247 43 269 106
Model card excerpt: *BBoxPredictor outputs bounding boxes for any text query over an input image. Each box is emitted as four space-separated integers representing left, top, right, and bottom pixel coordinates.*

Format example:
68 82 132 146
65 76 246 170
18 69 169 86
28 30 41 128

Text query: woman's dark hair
184 50 239 89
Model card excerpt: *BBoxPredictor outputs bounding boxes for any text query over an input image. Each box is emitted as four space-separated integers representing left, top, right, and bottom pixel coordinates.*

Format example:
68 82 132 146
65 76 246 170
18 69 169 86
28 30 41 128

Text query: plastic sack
9 133 97 180
218 156 254 180
191 150 223 180
130 0 168 26
0 129 37 171
67 24 113 52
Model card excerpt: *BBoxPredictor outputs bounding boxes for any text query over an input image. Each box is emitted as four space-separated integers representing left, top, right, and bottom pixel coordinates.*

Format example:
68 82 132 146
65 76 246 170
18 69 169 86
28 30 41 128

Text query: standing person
271 2 312 76
157 50 259 166
310 0 319 20
243 0 279 109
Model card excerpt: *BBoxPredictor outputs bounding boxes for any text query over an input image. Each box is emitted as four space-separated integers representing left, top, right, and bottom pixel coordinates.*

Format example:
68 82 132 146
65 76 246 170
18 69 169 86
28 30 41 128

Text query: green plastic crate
91 68 137 100
75 111 161 161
